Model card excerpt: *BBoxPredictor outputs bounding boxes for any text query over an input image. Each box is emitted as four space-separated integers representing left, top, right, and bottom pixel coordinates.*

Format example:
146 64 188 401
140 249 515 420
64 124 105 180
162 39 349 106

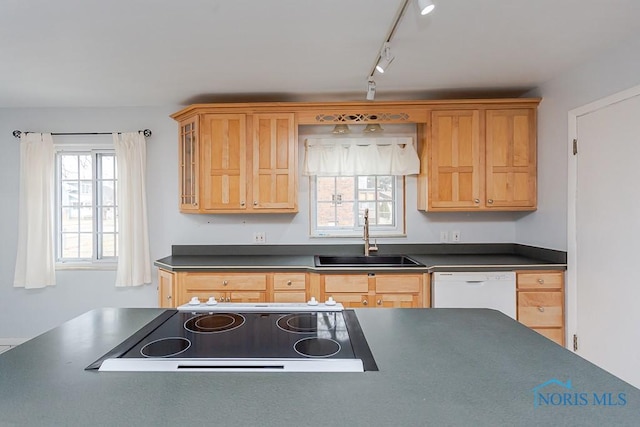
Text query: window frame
54 145 118 269
309 175 406 238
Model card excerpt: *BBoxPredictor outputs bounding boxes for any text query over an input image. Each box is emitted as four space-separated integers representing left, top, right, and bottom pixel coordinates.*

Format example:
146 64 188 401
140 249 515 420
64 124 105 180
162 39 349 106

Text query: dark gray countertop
154 243 567 272
1 308 636 426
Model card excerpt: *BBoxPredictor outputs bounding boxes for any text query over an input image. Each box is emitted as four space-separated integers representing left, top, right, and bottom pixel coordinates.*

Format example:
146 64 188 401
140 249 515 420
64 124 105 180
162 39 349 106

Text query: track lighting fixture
366 78 376 101
418 0 435 16
375 43 394 74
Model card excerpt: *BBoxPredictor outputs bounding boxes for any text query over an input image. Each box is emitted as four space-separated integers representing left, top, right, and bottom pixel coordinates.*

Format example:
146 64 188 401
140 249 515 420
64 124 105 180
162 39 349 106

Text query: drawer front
323 275 369 293
532 328 564 346
273 273 307 290
273 292 307 303
375 293 419 308
181 273 267 291
375 275 421 293
518 292 563 327
517 272 563 290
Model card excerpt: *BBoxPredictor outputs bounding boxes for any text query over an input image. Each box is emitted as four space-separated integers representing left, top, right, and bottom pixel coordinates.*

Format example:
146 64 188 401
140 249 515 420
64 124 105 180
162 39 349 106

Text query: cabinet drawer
273 273 307 290
273 292 307 303
518 292 563 327
375 275 421 293
329 293 371 308
323 275 369 293
517 272 563 290
181 273 267 291
532 328 564 346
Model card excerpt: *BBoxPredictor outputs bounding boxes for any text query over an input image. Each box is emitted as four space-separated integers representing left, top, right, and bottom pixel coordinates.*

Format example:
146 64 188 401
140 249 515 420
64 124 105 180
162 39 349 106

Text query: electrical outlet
253 232 266 244
451 230 461 242
439 231 449 243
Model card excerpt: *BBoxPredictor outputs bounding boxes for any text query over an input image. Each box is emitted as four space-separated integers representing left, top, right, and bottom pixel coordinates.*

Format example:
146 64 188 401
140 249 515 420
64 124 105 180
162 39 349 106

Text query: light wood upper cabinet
485 109 536 209
252 113 297 211
420 107 537 211
173 110 297 214
201 114 247 211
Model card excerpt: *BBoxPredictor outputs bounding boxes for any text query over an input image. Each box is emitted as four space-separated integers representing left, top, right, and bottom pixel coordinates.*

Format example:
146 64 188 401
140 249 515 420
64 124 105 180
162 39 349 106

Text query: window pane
79 233 93 258
78 181 92 205
99 207 117 231
99 182 116 206
101 155 115 179
61 234 79 259
79 207 93 232
359 203 376 226
336 177 355 201
316 202 336 227
61 181 79 206
378 201 394 225
60 155 78 179
336 202 355 227
61 208 79 232
101 233 116 258
316 177 335 202
79 155 92 179
377 176 393 200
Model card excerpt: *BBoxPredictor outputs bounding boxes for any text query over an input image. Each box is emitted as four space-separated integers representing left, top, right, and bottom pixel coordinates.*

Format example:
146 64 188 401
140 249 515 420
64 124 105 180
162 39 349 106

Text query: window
56 149 118 263
310 175 405 237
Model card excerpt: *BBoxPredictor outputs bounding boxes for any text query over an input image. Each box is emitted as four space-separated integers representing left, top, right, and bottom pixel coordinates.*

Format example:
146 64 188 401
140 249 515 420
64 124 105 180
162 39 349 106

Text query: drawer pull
362 300 368 306
377 299 382 305
474 198 480 204
537 278 545 284
223 280 228 286
287 280 292 286
487 199 494 204
538 306 545 312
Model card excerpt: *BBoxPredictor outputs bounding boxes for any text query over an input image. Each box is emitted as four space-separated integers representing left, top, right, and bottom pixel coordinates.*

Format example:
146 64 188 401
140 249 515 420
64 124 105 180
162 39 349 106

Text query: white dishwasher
432 272 516 319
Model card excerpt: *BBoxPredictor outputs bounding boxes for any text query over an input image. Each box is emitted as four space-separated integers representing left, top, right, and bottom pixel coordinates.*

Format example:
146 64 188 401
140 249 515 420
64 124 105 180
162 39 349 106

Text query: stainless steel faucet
363 208 378 256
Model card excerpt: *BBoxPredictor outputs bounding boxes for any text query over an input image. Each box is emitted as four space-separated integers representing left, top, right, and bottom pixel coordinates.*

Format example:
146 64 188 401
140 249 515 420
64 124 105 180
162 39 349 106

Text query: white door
573 90 640 388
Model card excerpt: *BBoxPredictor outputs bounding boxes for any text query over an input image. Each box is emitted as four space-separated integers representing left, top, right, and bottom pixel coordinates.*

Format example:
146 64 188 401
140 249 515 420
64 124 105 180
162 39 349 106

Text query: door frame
567 83 640 350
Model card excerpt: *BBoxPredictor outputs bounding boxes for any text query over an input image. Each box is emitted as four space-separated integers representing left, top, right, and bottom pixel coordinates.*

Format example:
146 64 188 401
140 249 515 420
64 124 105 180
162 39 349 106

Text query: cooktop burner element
88 303 378 372
184 313 245 334
294 337 341 357
277 313 318 334
140 337 191 358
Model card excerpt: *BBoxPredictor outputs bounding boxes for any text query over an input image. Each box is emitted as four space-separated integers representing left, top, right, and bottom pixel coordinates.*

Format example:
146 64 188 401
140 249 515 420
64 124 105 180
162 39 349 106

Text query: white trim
567 83 640 352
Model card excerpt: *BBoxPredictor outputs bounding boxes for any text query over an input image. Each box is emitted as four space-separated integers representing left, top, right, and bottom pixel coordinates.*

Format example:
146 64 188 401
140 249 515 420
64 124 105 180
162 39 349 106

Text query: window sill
56 262 117 271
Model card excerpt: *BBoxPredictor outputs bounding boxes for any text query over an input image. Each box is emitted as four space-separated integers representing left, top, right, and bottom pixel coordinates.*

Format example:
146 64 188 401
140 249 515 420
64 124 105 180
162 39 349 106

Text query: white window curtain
303 137 420 176
14 133 56 289
113 132 151 287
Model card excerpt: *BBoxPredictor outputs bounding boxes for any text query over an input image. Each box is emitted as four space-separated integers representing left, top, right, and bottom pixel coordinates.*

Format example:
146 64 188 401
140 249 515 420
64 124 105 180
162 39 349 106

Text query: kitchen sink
314 255 424 268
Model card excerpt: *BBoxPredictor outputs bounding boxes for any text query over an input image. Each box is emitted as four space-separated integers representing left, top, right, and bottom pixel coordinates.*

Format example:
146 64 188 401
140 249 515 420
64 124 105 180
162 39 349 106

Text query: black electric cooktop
87 308 377 372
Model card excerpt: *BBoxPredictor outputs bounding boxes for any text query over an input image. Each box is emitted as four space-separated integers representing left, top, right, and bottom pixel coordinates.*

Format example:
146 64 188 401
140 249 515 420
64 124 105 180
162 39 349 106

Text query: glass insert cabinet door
179 118 199 211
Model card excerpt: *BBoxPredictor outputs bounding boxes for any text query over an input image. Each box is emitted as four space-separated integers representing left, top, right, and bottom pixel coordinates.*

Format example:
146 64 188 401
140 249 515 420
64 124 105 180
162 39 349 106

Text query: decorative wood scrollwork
314 112 410 123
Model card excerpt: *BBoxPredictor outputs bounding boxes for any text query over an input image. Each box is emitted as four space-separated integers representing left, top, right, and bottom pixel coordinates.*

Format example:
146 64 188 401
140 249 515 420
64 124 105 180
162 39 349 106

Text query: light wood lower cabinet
320 273 427 308
160 270 310 306
516 271 565 346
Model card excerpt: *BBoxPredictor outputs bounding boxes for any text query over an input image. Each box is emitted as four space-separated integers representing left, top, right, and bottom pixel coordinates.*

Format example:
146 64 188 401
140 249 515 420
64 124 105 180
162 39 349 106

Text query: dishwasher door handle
464 280 486 284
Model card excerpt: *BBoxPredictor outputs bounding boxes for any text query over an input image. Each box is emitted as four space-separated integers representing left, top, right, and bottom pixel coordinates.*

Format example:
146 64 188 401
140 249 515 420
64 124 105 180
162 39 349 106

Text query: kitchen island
0 308 637 426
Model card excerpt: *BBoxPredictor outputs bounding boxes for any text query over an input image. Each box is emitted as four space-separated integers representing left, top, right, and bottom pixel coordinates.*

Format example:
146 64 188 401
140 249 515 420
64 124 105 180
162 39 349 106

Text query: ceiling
2 0 640 108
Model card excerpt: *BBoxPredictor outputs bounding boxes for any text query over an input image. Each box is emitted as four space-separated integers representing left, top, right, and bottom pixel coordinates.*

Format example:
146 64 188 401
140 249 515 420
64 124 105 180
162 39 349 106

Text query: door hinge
573 334 578 351
572 138 578 155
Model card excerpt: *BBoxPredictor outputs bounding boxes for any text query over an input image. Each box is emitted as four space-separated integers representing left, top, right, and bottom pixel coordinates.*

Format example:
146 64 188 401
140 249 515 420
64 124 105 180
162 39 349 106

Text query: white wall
516 35 640 250
0 108 521 339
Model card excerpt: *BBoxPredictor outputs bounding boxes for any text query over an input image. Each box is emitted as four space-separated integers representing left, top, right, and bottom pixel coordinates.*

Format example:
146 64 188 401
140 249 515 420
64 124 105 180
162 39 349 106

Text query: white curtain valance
303 137 420 176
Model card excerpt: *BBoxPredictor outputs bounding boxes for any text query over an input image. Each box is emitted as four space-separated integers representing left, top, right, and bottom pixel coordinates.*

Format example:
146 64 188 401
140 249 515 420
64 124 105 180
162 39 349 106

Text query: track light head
366 78 376 101
418 0 435 15
375 43 395 74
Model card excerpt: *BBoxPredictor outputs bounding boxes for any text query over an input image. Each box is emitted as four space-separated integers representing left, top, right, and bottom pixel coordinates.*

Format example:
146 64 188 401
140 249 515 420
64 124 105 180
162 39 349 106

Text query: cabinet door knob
253 201 258 206
474 198 480 204
488 199 494 204
287 280 292 286
240 201 245 207
362 300 368 306
538 306 545 312
377 299 382 305
167 295 172 300
223 280 228 286
537 278 545 284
